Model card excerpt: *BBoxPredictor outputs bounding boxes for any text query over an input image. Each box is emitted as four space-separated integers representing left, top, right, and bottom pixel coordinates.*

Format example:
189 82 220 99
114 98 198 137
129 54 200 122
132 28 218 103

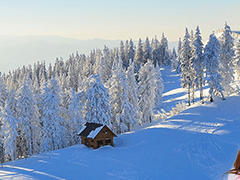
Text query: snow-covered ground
1 66 239 180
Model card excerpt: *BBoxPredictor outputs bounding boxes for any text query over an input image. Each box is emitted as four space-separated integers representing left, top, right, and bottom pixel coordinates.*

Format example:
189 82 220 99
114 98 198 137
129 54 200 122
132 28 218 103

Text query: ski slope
0 67 239 180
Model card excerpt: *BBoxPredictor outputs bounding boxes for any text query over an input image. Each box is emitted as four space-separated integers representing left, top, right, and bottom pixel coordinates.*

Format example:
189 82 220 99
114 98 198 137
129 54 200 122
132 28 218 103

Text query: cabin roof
78 122 117 139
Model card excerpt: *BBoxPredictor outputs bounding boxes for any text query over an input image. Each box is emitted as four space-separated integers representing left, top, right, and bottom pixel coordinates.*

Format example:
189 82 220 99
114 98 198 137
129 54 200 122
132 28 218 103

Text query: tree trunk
210 96 213 102
188 84 191 106
220 92 225 100
199 77 203 103
191 86 195 104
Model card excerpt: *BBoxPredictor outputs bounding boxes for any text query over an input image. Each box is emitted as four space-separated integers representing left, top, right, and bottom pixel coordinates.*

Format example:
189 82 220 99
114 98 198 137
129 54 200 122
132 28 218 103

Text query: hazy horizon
0 34 180 73
1 0 239 72
1 1 239 41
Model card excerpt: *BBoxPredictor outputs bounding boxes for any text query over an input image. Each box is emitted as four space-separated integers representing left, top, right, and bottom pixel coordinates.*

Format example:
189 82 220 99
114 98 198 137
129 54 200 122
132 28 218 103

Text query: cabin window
106 138 111 145
105 131 107 134
97 140 103 147
85 139 89 146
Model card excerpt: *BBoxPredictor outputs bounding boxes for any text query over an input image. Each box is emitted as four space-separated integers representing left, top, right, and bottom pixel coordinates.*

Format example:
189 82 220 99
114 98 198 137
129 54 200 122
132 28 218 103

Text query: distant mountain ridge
0 36 178 73
0 36 121 73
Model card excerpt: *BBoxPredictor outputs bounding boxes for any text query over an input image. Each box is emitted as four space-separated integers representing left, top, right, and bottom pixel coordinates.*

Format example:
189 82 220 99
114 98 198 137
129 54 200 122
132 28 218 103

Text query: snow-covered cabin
77 122 117 149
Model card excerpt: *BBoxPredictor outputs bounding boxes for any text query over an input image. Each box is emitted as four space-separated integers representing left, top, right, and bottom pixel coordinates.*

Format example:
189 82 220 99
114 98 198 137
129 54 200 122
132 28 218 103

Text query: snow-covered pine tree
118 74 138 133
39 78 66 152
176 38 182 73
160 33 171 66
154 62 164 109
204 33 225 101
171 48 178 71
1 99 18 162
67 63 77 91
109 59 138 133
180 28 192 106
102 45 113 82
0 72 7 110
67 89 84 146
16 81 41 157
127 39 135 65
92 49 101 76
152 36 161 67
124 39 129 62
219 22 235 95
126 60 139 116
135 38 144 74
97 56 108 84
83 56 93 79
0 73 7 162
84 75 111 126
138 59 156 125
143 37 152 64
234 40 240 79
47 63 53 80
7 89 18 119
119 41 127 70
191 26 204 103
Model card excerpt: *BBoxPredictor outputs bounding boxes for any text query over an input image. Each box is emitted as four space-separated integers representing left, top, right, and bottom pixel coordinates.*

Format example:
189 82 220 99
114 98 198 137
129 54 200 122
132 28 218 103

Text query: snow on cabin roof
78 122 104 138
78 122 117 138
87 126 103 139
77 125 87 135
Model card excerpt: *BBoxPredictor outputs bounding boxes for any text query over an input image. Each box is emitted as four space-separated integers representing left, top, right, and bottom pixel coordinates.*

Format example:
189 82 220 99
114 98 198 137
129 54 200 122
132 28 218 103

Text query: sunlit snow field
1 66 239 180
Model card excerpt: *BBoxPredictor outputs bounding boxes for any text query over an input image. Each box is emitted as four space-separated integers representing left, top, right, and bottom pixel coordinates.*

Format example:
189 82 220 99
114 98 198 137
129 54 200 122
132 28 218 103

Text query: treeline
176 23 240 105
0 34 168 162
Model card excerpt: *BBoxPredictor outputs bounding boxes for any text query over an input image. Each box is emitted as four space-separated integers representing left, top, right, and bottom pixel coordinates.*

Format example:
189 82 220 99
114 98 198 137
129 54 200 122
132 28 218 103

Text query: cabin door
97 140 103 148
106 138 111 145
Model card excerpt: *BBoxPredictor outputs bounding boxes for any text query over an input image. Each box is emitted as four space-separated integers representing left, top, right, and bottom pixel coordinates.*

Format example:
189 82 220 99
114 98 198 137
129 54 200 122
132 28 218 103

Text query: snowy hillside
0 66 238 180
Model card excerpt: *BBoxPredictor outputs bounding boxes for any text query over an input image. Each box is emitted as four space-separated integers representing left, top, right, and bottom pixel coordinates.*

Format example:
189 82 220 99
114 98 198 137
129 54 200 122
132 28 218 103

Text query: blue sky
0 0 240 41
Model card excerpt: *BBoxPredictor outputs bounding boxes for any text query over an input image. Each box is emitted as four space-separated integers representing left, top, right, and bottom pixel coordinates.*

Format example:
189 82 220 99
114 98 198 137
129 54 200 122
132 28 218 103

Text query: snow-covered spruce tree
180 28 192 106
171 48 178 71
98 56 109 84
160 33 171 66
119 77 138 132
143 37 152 64
1 99 18 162
124 39 129 63
204 33 225 101
135 38 144 74
111 48 120 72
191 26 204 103
219 23 235 95
67 63 77 91
119 41 127 70
0 72 7 157
47 63 53 80
152 36 161 67
154 62 164 109
16 81 41 157
83 56 93 79
234 40 240 80
67 89 84 146
109 59 138 133
39 78 66 152
127 39 135 67
102 45 113 82
126 60 139 117
92 49 102 76
138 60 156 125
7 89 18 119
176 38 182 73
84 75 111 126
0 72 7 110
